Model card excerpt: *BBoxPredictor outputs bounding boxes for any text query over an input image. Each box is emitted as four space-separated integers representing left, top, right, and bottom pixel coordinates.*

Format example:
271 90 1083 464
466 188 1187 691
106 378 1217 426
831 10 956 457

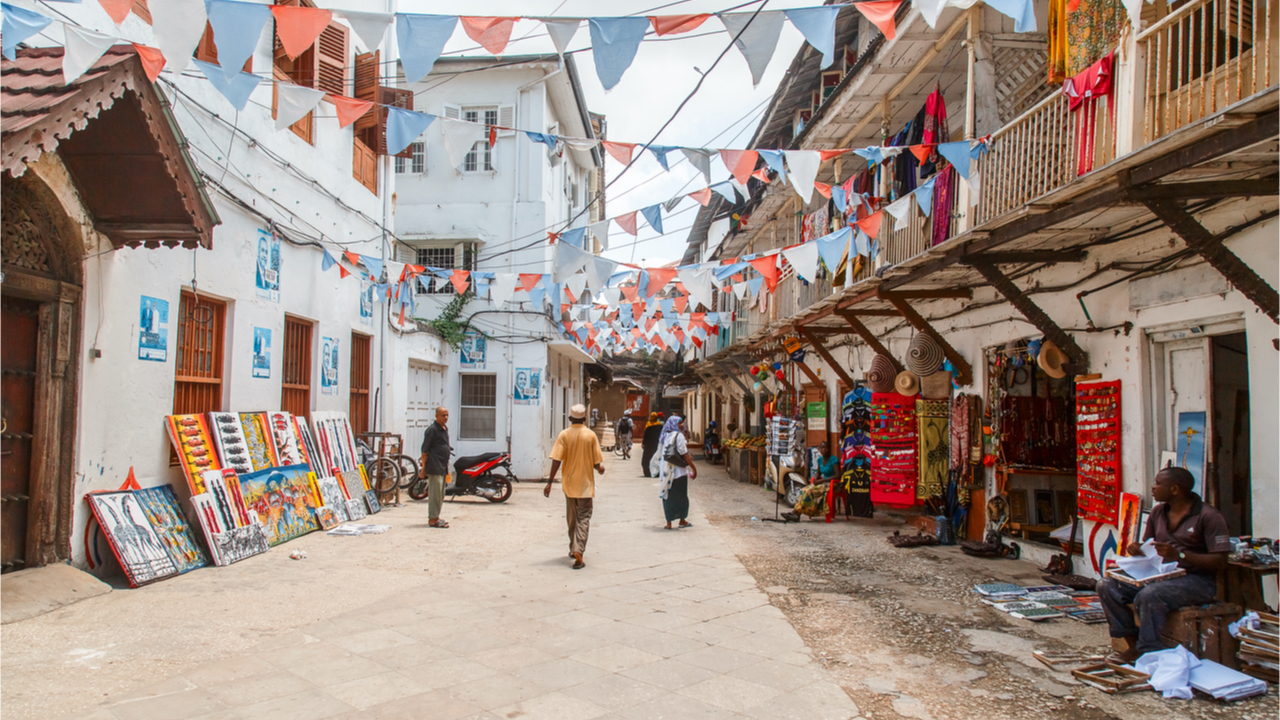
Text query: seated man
1098 467 1231 662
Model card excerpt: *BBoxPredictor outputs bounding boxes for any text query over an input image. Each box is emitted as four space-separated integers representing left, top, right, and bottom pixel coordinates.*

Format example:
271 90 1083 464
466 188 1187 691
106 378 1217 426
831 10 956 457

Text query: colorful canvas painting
165 414 222 494
238 465 319 546
191 492 269 566
267 411 308 466
239 413 279 471
364 489 381 514
339 469 366 504
86 491 178 587
133 485 207 573
314 506 339 530
316 477 349 523
1176 411 1207 496
293 416 319 468
201 469 252 529
1117 492 1142 555
209 412 254 475
345 498 368 521
310 412 360 474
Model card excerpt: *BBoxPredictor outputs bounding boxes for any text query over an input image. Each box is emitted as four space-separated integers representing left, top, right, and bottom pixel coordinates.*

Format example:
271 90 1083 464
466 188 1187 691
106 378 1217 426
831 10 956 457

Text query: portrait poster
460 331 486 369
513 367 541 405
1007 489 1028 525
252 327 271 378
255 229 281 302
137 295 168 362
320 336 339 395
359 281 373 326
1034 489 1055 526
1175 411 1207 495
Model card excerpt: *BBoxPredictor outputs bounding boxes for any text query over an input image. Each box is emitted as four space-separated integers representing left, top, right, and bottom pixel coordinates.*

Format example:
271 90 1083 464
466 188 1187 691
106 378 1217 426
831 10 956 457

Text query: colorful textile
916 400 950 500
870 392 919 506
794 481 829 517
1066 0 1124 77
930 167 956 247
1048 0 1069 84
1063 51 1115 174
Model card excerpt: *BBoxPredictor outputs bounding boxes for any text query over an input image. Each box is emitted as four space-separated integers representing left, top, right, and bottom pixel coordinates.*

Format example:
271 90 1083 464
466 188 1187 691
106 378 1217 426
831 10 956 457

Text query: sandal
429 520 450 529
677 522 693 529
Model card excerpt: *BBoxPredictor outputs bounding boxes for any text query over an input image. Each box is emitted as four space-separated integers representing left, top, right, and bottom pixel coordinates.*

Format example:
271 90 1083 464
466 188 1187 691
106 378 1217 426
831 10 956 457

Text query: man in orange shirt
544 404 605 569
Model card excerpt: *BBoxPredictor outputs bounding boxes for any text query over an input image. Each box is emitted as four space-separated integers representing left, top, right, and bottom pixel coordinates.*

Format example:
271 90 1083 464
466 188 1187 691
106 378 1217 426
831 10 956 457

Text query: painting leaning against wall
134 485 207 573
86 491 179 587
238 465 319 546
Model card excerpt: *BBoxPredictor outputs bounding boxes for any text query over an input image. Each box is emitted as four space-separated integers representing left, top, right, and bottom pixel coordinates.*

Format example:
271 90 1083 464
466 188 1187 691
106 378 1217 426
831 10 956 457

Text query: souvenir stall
84 411 385 588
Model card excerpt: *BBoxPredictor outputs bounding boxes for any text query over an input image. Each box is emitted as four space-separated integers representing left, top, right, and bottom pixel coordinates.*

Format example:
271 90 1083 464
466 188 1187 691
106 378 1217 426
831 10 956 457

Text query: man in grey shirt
419 407 452 528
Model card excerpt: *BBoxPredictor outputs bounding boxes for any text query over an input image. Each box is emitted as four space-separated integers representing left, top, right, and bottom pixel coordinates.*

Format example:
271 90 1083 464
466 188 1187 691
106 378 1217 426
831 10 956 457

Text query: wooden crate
1159 602 1243 668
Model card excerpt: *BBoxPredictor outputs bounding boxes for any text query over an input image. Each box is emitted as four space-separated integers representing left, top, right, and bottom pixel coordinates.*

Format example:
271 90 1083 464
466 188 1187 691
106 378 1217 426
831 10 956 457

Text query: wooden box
1159 602 1243 668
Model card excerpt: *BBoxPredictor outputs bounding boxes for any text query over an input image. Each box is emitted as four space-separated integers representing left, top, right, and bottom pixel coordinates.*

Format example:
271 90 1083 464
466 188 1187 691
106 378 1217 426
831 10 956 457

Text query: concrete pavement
64 455 862 720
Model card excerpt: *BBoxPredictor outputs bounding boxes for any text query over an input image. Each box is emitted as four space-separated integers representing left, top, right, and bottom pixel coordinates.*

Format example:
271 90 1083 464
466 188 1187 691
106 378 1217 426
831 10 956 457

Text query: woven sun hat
1037 341 1069 379
906 333 944 376
867 354 897 393
920 370 953 399
894 370 921 396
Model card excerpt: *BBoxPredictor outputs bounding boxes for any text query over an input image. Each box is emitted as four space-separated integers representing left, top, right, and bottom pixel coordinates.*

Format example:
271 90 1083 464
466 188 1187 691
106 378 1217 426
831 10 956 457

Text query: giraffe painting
86 491 179 587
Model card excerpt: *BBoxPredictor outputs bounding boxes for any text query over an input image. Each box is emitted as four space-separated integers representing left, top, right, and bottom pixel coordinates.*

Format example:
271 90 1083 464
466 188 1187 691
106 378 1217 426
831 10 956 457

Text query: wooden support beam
798 326 855 388
962 250 1087 264
716 367 751 395
1141 199 1279 323
876 295 973 385
794 359 824 390
879 288 974 300
1127 110 1279 185
1127 178 1279 200
835 310 904 373
968 261 1090 371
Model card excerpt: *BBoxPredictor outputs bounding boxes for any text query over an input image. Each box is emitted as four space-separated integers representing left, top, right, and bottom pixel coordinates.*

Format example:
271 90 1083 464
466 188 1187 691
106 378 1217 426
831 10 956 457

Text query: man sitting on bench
1099 467 1231 662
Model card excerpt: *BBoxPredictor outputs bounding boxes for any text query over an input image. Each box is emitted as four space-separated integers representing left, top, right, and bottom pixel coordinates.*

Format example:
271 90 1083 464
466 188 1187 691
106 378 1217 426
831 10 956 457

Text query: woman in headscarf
640 412 664 477
794 442 836 519
654 416 696 529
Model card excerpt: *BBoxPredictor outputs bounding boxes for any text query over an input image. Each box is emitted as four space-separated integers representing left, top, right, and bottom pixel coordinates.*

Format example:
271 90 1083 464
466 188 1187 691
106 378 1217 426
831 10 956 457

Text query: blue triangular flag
587 17 650 91
756 149 787 184
637 270 649 299
640 204 663 235
831 185 847 214
193 59 261 111
360 254 383 281
815 227 851 271
561 227 587 249
396 14 456 83
321 250 337 271
984 0 1037 32
854 229 871 257
647 144 677 171
1 3 51 61
529 284 547 309
525 131 558 150
970 141 990 160
746 276 763 297
937 141 972 179
914 176 937 216
784 7 842 68
386 107 435 156
659 298 674 315
205 0 271 81
710 181 738 203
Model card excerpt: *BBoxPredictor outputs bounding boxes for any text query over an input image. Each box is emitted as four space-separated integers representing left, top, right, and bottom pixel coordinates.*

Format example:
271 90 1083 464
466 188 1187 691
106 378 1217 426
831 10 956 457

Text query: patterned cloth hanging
916 399 950 500
870 392 918 506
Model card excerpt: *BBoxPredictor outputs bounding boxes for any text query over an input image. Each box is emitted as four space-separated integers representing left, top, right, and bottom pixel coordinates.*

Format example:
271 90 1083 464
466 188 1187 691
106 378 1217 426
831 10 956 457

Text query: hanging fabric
1066 0 1125 77
1063 51 1115 175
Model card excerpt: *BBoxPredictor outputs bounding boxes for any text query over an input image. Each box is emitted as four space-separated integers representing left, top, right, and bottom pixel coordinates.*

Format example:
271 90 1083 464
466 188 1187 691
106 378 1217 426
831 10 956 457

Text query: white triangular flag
339 10 394 51
62 25 115 84
490 273 517 306
152 0 206 75
565 273 587 302
589 220 610 250
545 19 581 56
883 194 914 223
718 11 786 88
784 150 821 204
442 119 487 169
966 170 981 206
678 269 714 313
275 83 327 130
781 242 820 283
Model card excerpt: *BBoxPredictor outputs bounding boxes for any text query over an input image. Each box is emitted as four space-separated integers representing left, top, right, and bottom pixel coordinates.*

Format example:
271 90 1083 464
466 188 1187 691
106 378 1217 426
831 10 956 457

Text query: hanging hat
906 333 944 377
895 370 921 396
920 370 952 399
1038 341 1069 379
867 354 896 393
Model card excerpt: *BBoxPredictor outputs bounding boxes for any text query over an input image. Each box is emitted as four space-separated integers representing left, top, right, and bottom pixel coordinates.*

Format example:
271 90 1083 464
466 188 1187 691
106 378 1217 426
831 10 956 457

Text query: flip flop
429 520 450 529
677 523 693 529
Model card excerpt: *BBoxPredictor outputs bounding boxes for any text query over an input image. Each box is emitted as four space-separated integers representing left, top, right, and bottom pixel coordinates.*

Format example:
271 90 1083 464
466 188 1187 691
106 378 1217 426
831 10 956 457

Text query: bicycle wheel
393 454 419 489
366 457 400 494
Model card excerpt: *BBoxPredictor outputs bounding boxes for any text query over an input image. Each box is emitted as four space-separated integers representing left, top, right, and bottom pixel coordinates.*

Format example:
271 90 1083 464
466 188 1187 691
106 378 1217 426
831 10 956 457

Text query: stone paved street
33 453 859 720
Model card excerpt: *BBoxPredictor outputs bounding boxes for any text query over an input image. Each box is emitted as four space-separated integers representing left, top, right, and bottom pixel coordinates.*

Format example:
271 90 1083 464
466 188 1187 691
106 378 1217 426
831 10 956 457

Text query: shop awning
548 340 594 365
2 46 219 249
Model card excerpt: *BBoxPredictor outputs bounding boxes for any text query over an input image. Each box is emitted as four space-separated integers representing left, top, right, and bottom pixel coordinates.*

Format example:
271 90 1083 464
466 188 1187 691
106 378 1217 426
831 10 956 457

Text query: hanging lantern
774 369 785 380
750 365 760 375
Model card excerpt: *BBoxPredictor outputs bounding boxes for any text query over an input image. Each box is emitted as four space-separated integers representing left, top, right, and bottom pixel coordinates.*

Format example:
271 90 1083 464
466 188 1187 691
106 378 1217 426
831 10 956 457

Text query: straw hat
1037 341 1069 379
906 334 944 377
895 370 921 396
867 354 896 393
920 370 953 399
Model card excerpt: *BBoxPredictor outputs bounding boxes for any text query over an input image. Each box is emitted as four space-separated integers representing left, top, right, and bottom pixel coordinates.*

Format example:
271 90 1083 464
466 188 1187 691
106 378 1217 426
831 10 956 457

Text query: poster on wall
252 327 271 378
460 331 486 369
137 296 168 362
255 229 281 302
320 336 339 395
359 281 374 326
806 401 826 431
1175 411 1206 496
514 368 541 405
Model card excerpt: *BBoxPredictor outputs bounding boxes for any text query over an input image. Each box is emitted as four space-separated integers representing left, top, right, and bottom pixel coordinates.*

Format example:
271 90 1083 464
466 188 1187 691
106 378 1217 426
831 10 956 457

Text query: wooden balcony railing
1139 0 1277 142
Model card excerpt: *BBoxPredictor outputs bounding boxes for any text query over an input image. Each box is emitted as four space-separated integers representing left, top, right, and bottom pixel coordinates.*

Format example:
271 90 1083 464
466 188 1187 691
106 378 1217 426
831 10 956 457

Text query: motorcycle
409 451 516 503
703 430 721 465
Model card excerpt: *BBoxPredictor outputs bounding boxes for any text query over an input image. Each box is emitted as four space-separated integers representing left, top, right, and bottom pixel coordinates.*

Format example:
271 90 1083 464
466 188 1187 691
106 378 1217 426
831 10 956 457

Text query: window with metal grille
174 292 226 417
395 143 425 174
459 374 497 440
281 316 313 420
349 333 371 435
462 107 497 172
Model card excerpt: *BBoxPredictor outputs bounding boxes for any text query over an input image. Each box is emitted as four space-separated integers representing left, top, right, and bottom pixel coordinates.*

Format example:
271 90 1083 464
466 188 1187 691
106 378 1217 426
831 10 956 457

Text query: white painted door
407 361 445 446
1163 338 1210 495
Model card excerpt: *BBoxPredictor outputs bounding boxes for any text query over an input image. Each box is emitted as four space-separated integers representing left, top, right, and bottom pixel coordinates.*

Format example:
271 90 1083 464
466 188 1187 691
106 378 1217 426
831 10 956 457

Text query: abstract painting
316 476 349 523
133 485 207 573
238 465 319 546
339 469 366 504
239 413 279 471
1117 492 1142 555
345 498 368 521
191 493 270 566
209 412 254 475
267 411 308 467
293 416 319 468
86 491 178 587
1176 411 1207 496
364 489 381 514
165 415 221 494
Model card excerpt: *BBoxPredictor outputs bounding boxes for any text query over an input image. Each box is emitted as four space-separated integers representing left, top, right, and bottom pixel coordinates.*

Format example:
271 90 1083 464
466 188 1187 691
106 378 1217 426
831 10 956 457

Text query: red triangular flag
630 303 642 320
100 0 134 24
857 211 884 239
673 295 688 313
645 318 657 333
602 141 636 165
343 251 361 266
909 144 934 164
339 265 351 279
748 256 779 292
271 5 333 60
692 336 703 349
751 167 772 183
853 0 903 40
718 149 759 186
132 44 166 82
645 267 678 297
460 17 515 55
615 212 639 236
689 188 713 206
648 14 711 35
327 94 373 128
814 181 832 199
518 273 542 292
621 285 639 302
564 287 576 303
398 303 407 326
450 269 470 294
489 124 498 148
819 149 848 162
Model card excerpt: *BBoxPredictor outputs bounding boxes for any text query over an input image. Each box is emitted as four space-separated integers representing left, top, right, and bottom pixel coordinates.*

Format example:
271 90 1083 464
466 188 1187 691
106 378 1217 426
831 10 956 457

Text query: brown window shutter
316 22 350 96
353 50 380 136
353 136 377 194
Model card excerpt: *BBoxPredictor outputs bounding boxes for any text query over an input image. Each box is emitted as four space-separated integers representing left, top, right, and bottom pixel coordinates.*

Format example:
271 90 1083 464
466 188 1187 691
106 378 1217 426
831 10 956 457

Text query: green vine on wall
419 288 476 350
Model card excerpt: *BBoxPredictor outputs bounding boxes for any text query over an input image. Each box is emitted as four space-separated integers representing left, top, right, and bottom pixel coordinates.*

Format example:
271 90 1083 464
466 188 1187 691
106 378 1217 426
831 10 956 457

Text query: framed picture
1034 489 1055 526
1055 490 1077 527
1008 490 1029 525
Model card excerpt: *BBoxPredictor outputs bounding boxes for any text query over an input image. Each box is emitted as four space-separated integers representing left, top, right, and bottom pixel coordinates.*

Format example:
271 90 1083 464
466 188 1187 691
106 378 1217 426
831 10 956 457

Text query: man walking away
545 404 604 569
419 407 451 528
615 411 634 459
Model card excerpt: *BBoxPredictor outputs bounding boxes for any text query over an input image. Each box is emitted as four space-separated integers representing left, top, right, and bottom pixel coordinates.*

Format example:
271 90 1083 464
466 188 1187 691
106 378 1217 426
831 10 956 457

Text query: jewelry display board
870 392 918 506
1076 380 1121 524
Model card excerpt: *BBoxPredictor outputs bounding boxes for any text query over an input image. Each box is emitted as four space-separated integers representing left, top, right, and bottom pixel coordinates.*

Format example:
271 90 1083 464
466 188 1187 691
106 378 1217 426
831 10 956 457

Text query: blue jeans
1097 574 1217 654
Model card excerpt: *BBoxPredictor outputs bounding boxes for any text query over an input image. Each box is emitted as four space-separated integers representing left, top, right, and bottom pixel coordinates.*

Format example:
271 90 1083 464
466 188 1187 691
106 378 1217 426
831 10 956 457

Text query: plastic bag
1134 645 1200 699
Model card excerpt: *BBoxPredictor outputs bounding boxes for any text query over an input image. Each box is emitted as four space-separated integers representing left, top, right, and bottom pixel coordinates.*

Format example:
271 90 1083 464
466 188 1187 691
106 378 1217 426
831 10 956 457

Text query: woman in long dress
654 416 697 529
640 412 664 478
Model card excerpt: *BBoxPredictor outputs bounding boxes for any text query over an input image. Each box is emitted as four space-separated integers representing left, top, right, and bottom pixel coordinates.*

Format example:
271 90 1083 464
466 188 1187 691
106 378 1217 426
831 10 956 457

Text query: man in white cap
545 403 605 569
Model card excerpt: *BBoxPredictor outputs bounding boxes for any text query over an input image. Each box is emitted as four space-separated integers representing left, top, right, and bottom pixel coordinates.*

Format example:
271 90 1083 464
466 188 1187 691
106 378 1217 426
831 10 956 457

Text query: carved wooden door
1 297 40 572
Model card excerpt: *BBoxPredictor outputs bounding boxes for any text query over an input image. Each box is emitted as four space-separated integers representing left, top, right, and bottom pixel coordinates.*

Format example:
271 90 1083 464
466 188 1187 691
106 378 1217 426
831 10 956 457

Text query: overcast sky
398 0 811 267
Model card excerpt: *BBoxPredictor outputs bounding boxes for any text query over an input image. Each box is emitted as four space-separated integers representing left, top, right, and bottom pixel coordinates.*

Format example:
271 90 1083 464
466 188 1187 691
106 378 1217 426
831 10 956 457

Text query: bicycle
614 433 633 458
356 433 414 495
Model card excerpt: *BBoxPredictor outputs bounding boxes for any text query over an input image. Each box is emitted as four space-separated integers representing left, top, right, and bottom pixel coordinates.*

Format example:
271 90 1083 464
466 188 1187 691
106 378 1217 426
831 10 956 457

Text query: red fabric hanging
460 17 515 55
1062 52 1115 175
